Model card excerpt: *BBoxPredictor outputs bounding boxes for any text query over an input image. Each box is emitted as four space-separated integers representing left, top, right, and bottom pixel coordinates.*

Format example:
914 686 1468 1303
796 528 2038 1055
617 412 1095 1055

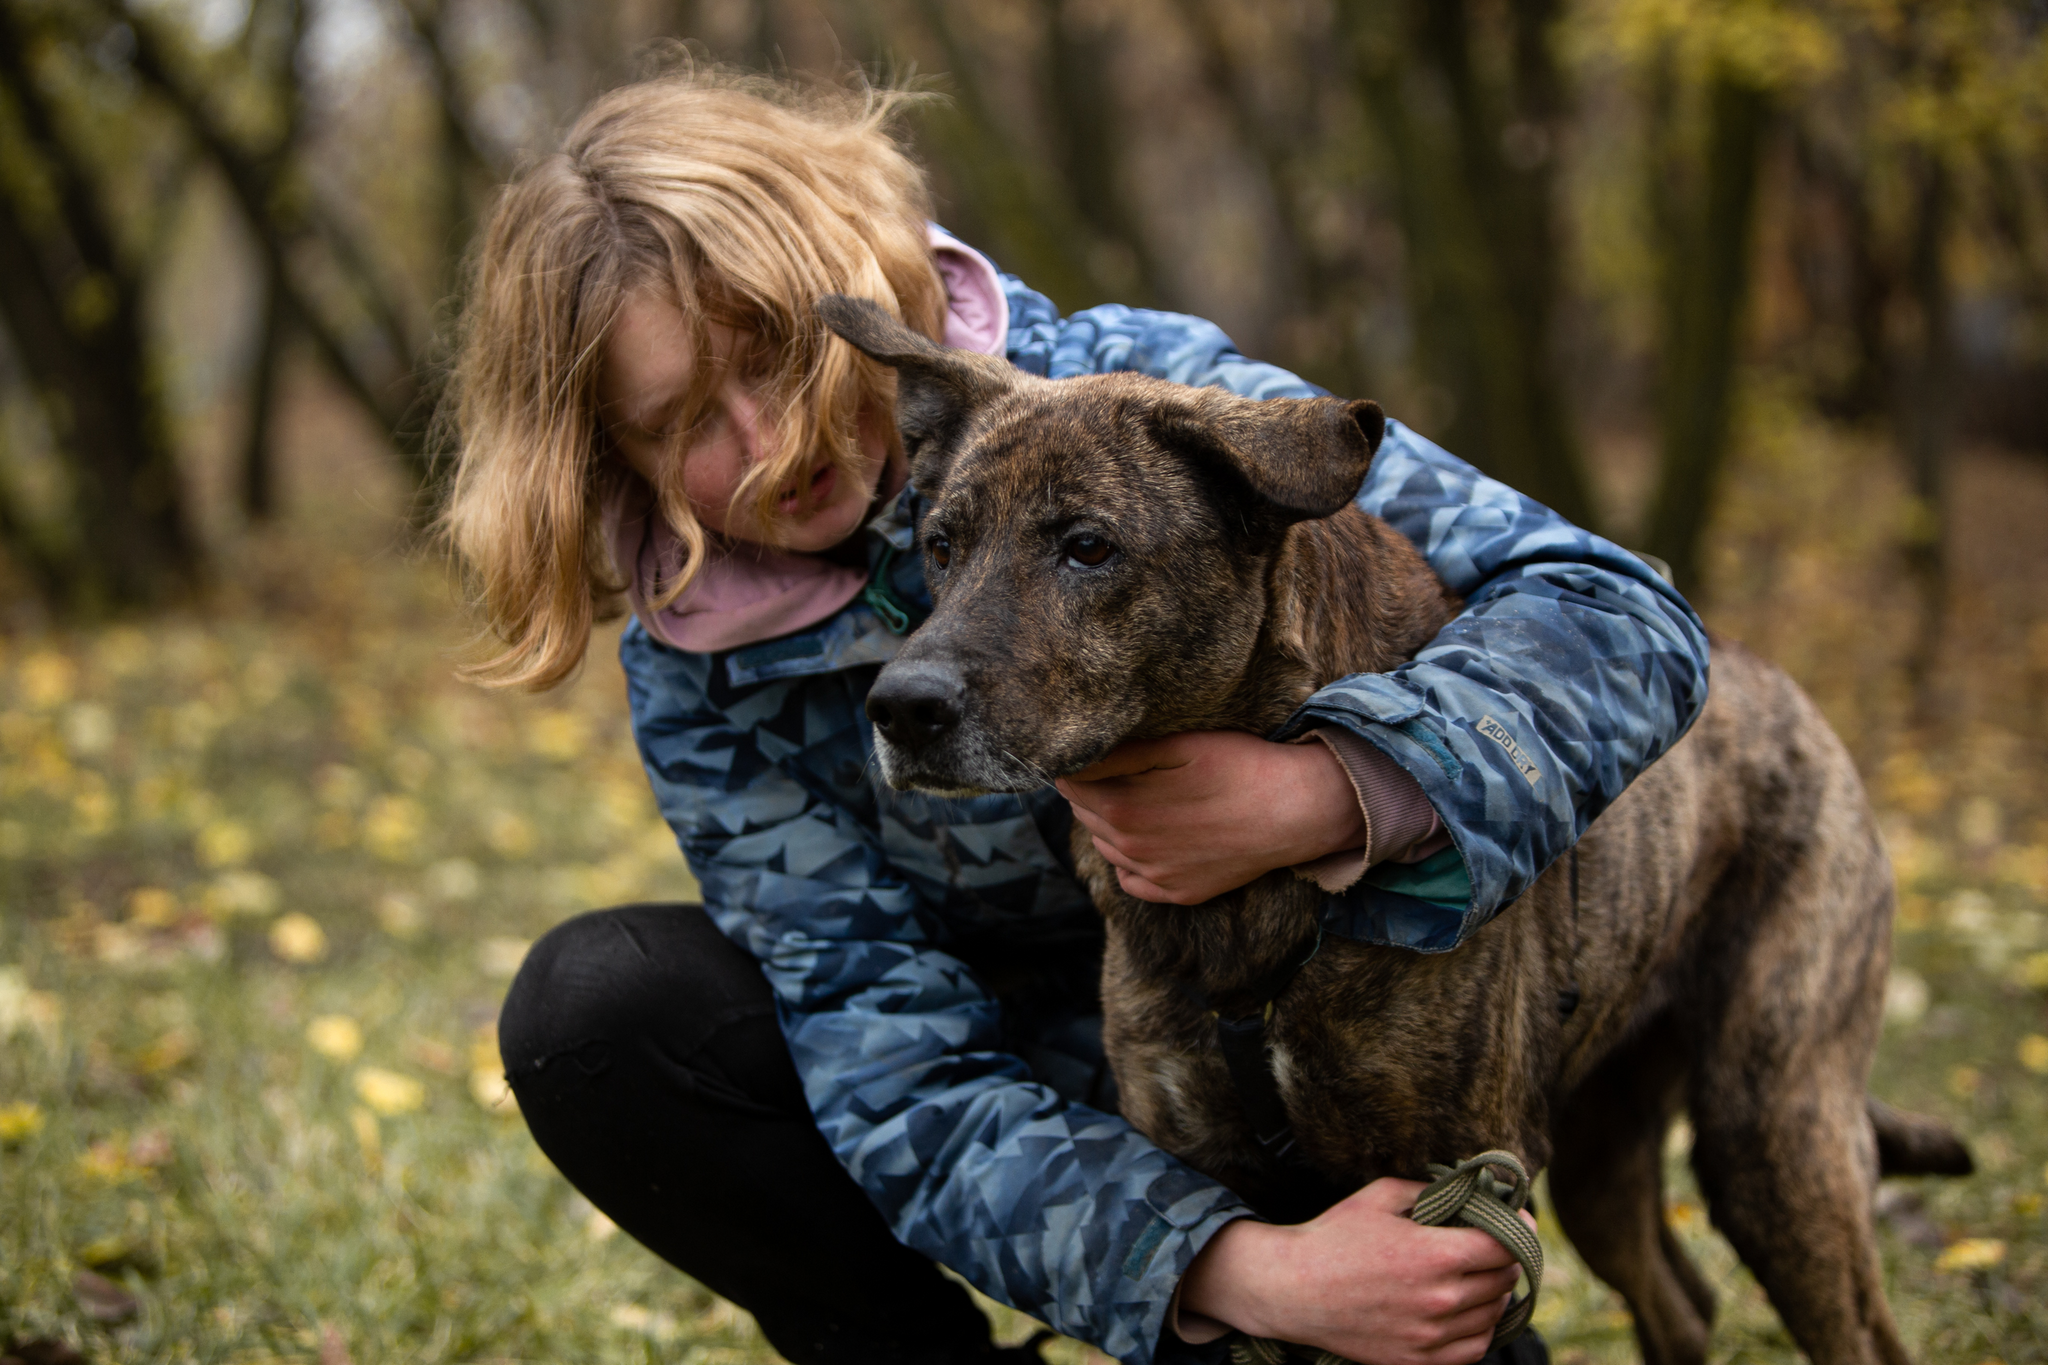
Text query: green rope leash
1226 1151 1543 1365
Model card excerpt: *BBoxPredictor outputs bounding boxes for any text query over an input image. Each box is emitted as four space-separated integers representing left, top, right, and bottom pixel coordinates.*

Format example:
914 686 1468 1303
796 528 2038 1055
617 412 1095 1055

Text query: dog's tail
1869 1097 1974 1177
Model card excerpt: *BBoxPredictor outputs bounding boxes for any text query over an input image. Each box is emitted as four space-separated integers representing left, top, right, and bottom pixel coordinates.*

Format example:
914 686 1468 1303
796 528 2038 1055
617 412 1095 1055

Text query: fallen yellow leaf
477 937 531 980
2019 1035 2048 1075
373 892 422 940
1934 1238 2006 1272
0 1101 45 1142
306 1015 364 1062
269 914 328 964
78 1140 142 1183
196 820 255 868
133 1027 196 1074
354 1066 425 1117
470 1066 518 1116
484 810 536 859
528 709 589 761
19 652 77 707
204 870 279 919
2018 952 2048 991
127 887 178 927
362 795 426 862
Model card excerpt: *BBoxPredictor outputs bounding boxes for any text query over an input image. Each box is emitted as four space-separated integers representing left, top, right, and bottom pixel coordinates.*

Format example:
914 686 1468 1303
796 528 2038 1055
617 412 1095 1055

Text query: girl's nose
724 386 774 466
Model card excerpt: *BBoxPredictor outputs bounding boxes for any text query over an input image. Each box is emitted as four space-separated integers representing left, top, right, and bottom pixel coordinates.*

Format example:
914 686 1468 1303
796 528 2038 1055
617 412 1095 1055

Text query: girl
446 71 1708 1365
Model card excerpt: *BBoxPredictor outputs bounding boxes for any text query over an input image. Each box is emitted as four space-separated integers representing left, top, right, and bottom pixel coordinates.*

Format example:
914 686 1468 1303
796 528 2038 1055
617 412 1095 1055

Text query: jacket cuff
1291 729 1443 893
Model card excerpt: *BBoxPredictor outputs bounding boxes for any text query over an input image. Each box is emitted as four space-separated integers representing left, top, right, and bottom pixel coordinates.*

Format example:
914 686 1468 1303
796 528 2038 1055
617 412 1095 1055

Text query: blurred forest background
3 0 2048 1363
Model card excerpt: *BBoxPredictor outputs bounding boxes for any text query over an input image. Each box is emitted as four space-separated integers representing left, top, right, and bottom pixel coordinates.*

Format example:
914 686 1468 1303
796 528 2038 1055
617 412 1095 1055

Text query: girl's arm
1002 282 1710 950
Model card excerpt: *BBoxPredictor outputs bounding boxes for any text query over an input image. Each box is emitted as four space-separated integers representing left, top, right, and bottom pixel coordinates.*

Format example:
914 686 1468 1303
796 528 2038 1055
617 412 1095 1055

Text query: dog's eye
928 535 952 570
1063 533 1115 570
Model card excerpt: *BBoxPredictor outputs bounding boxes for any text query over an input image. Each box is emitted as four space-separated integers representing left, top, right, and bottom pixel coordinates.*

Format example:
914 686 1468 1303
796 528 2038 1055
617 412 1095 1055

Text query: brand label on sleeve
1477 716 1542 787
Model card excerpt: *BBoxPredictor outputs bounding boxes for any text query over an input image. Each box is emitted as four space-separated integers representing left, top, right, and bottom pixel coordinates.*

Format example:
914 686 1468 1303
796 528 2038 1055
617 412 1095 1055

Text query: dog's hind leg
1549 1017 1714 1365
1689 1077 1910 1365
1685 832 1912 1365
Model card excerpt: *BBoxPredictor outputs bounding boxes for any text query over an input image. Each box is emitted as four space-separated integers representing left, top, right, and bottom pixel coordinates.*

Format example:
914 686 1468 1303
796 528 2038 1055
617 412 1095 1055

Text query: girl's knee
499 902 764 1074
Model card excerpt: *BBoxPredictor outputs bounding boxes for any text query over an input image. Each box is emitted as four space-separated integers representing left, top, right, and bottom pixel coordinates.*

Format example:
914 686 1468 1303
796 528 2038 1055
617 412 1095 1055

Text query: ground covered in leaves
2 411 2046 1363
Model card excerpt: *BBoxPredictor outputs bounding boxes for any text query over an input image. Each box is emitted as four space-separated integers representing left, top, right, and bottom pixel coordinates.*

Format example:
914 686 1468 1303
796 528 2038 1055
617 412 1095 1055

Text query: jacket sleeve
1273 423 1709 950
1002 277 1711 949
622 622 1252 1364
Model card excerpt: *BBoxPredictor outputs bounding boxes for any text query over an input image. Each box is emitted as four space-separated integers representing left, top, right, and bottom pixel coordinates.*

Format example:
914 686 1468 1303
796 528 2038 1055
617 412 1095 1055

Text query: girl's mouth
779 463 836 517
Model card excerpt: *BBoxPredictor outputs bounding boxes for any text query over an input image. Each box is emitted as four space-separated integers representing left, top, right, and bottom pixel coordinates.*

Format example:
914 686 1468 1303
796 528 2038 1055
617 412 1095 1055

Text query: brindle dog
818 296 1969 1365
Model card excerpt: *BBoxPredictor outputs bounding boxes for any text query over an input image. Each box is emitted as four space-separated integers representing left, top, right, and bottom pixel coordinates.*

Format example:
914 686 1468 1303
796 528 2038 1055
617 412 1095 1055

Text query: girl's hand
1176 1179 1530 1365
1054 731 1364 904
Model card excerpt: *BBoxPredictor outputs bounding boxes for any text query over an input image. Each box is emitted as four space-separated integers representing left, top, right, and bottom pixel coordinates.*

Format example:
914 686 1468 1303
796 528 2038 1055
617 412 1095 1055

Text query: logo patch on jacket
1477 716 1542 787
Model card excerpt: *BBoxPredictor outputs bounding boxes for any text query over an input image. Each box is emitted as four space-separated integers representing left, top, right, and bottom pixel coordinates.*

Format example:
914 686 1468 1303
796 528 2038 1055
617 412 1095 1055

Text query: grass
2 402 2047 1363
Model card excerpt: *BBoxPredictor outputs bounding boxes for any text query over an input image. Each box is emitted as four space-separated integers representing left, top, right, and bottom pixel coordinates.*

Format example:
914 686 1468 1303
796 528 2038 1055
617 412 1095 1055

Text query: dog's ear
815 294 1015 491
1150 397 1385 534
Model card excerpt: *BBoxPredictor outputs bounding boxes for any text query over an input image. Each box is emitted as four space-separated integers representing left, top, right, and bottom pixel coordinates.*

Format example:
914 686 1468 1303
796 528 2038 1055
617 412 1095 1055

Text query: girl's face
599 288 896 551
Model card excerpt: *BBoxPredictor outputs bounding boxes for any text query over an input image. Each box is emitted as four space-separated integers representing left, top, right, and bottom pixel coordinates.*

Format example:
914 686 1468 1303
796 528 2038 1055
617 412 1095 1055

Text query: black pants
499 904 1548 1365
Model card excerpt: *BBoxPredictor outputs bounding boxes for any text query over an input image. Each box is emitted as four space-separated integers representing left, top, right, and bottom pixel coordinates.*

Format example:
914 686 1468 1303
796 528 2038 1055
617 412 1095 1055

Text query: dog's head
818 295 1383 795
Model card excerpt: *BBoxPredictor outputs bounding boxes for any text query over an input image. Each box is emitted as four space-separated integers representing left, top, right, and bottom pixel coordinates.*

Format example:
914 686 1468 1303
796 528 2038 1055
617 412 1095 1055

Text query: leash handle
1226 1149 1545 1365
1409 1151 1544 1345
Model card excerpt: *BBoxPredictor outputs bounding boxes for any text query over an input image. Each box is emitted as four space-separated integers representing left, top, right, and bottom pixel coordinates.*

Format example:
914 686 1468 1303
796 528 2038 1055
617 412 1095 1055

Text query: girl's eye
928 535 952 570
1063 533 1115 570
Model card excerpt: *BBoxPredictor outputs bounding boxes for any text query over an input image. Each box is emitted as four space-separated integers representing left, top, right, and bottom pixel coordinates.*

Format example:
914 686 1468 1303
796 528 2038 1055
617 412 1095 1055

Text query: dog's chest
1084 840 1544 1201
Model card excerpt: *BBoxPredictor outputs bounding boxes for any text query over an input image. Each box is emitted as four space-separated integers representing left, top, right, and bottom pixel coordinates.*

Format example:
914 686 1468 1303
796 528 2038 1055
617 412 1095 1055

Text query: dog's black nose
866 662 966 753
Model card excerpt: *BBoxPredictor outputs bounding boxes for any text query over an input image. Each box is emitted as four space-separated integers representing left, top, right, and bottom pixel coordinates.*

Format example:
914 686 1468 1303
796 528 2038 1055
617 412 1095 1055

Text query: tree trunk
240 255 289 521
1642 71 1771 594
1349 0 1597 528
0 6 201 609
1900 148 1953 722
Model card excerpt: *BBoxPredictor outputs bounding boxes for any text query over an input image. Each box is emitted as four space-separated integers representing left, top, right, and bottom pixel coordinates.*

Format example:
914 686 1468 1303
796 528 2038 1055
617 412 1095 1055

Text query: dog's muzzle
866 661 967 756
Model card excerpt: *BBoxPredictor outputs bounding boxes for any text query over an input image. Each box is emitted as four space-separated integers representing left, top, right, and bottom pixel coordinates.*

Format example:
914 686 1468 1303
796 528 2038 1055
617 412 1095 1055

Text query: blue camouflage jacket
624 274 1710 1364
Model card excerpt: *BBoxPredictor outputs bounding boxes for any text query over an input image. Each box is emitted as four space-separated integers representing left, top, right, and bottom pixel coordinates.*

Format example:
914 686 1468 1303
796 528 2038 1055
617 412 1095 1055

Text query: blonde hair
442 69 948 689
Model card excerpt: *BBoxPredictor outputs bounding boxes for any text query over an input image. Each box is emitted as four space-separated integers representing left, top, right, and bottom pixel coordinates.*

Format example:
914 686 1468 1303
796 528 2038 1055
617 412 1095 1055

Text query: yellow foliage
477 937 531 980
2017 952 2048 991
0 1101 45 1143
353 1066 425 1117
71 779 115 837
362 795 426 862
63 702 115 756
470 1066 518 1116
269 913 329 964
1572 0 1841 90
373 892 423 940
1996 845 2048 899
389 745 435 790
203 871 280 919
307 1015 364 1062
424 858 480 901
527 709 590 761
134 1027 197 1074
483 809 536 859
2018 1035 2048 1076
127 887 178 927
18 652 77 708
196 820 255 868
78 1139 143 1183
1934 1238 2007 1272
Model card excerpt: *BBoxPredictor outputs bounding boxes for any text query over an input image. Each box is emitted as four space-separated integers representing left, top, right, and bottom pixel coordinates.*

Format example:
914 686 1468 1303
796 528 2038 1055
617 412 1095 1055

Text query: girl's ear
816 294 1016 493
